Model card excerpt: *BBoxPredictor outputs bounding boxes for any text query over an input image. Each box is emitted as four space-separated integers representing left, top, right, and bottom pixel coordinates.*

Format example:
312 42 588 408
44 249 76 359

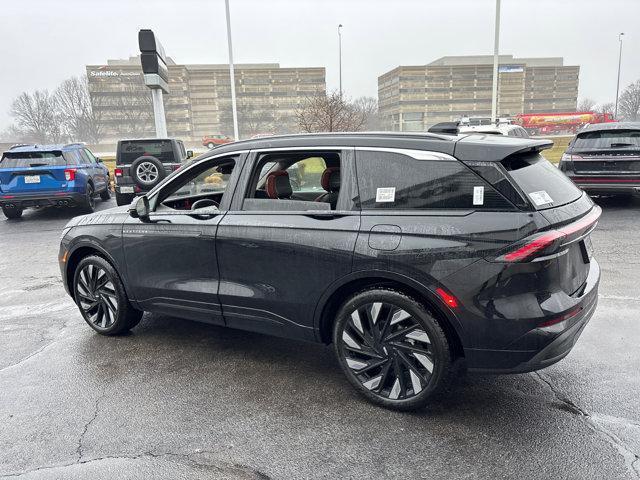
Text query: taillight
114 168 123 177
494 206 601 263
64 169 76 181
172 164 181 171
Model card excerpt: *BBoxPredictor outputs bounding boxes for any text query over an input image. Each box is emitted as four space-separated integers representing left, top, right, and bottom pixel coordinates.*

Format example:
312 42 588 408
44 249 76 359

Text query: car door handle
303 211 344 219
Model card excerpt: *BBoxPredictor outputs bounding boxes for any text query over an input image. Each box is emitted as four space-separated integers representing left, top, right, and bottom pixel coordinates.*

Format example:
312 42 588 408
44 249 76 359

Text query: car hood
63 205 131 229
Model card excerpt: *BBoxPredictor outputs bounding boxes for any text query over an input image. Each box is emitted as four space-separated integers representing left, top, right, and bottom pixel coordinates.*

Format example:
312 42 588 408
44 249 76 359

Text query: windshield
0 151 66 168
503 153 583 210
119 140 176 163
573 130 640 149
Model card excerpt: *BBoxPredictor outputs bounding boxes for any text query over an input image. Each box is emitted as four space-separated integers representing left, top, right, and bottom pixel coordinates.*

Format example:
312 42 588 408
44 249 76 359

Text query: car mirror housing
130 195 150 219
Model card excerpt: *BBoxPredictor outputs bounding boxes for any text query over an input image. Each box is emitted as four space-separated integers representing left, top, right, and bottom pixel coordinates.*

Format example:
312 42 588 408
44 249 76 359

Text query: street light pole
614 32 625 120
338 24 343 99
225 0 239 140
490 0 501 124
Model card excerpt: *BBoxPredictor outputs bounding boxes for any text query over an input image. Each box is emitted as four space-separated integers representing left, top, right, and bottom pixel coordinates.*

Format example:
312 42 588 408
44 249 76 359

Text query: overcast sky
1 0 639 129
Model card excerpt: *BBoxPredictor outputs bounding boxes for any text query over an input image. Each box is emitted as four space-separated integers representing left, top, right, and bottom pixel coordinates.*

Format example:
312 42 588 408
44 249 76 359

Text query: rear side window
503 153 582 209
355 150 513 210
119 140 176 164
0 151 66 168
573 129 640 149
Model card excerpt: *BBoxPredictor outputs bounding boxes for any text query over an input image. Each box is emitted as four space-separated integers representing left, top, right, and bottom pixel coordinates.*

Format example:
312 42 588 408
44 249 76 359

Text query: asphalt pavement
0 197 639 479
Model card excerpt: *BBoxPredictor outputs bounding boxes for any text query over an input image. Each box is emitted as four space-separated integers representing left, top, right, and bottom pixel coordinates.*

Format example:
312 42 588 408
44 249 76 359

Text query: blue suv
0 143 111 219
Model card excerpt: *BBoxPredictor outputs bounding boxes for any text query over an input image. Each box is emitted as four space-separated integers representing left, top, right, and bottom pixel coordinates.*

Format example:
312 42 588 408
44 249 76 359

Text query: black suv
114 138 193 206
560 122 640 197
59 133 600 410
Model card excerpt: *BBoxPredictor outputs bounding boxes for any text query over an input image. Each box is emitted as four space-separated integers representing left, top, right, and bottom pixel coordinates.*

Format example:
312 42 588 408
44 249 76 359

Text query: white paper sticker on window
529 190 554 206
376 187 396 203
473 186 484 205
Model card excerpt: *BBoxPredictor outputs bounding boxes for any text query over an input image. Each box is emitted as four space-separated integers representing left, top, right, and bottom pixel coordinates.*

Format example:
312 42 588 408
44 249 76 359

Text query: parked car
459 124 530 138
560 122 640 198
202 134 233 149
0 143 110 219
59 132 600 410
114 138 193 206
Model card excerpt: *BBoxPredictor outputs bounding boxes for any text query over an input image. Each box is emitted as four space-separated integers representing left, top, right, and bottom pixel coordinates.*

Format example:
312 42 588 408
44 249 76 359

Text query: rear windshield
119 141 175 164
503 153 582 210
0 151 66 168
573 130 640 149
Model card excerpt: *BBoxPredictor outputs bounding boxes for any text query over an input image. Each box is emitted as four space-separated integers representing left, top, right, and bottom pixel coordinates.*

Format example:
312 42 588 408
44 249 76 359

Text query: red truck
513 112 616 136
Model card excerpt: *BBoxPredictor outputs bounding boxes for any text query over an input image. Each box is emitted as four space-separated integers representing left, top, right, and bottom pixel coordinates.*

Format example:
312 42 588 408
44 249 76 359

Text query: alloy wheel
75 264 118 329
339 302 435 401
136 162 159 185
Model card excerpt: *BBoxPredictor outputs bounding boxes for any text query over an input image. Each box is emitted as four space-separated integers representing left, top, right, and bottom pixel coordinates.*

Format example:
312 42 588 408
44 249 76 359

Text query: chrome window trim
354 147 457 161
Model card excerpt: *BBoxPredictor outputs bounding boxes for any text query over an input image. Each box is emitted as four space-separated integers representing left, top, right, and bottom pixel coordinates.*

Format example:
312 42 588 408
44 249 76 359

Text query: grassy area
539 135 571 164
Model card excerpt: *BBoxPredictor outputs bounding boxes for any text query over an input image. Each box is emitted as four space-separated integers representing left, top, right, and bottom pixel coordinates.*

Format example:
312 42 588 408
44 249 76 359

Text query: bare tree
9 90 62 143
577 97 597 112
618 80 640 121
94 82 154 138
353 96 380 130
296 90 366 133
55 75 103 143
220 97 282 138
596 102 614 115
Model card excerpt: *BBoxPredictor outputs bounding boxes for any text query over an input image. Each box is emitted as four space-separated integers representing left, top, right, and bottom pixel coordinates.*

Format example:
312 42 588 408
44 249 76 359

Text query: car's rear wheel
73 255 142 335
333 289 453 410
100 186 111 201
2 205 23 219
82 184 96 213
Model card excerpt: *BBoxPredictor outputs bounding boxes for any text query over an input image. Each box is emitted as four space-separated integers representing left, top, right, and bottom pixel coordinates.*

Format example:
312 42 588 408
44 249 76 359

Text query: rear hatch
116 140 182 185
499 152 598 295
568 128 640 178
0 151 72 195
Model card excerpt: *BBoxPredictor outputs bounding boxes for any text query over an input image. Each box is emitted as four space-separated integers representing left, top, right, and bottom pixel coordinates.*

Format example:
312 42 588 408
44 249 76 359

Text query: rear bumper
465 258 600 374
567 175 640 195
0 192 85 209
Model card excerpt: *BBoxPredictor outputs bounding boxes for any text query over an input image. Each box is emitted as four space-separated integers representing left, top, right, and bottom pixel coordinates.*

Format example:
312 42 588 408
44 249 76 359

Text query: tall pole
225 0 239 140
490 0 501 123
614 32 625 119
338 24 343 99
150 89 168 138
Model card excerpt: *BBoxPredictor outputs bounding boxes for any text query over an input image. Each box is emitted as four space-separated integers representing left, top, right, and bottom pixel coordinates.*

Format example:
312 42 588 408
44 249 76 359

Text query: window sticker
529 190 554 206
473 186 484 205
376 187 396 203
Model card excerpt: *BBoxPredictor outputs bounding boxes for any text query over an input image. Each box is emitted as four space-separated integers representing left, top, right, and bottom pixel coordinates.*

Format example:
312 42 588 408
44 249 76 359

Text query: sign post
138 29 170 138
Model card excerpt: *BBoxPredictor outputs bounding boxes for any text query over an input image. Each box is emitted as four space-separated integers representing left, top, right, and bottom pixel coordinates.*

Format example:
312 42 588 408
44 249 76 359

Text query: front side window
355 150 513 210
155 156 237 211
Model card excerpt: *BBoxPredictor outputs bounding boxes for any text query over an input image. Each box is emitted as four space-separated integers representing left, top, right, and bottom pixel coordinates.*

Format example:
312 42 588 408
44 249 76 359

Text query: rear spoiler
428 122 459 135
453 136 553 162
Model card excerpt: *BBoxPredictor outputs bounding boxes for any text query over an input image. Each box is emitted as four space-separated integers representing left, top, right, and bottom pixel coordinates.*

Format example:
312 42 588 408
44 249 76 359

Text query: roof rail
9 143 35 150
428 122 459 135
64 142 86 148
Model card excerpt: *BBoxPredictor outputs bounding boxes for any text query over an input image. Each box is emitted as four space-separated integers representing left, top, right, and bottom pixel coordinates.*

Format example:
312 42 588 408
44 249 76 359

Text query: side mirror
187 150 194 159
129 195 150 220
96 157 103 163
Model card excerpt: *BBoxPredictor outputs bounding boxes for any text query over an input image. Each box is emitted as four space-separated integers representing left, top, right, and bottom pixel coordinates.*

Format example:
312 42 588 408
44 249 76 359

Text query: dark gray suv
114 138 193 206
59 132 600 410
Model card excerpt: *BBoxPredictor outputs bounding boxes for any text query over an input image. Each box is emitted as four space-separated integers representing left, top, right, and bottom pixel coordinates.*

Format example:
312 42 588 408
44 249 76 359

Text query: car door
81 149 107 191
215 147 360 341
122 152 246 325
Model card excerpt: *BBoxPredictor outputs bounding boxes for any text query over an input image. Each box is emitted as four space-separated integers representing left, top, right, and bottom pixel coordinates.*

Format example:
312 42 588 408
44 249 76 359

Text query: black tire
333 288 454 411
82 184 96 213
2 205 23 219
115 192 135 206
73 255 143 335
130 156 166 189
100 186 112 201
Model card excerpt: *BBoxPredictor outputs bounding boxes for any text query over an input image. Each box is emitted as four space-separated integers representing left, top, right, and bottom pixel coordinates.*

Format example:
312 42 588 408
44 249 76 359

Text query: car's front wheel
2 205 23 219
207 142 215 149
73 255 142 335
333 289 454 410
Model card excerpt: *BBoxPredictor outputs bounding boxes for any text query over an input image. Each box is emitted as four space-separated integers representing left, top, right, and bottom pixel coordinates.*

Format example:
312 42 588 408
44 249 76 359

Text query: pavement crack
0 450 272 479
75 392 105 462
533 371 640 478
